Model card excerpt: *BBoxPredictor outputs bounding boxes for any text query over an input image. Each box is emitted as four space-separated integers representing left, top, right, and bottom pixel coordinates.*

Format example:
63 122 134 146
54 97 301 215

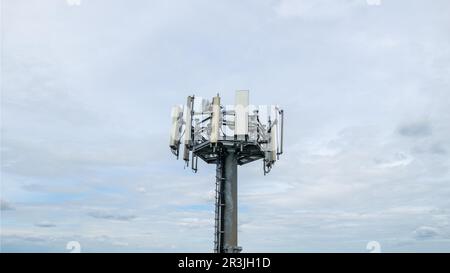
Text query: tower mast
169 90 284 253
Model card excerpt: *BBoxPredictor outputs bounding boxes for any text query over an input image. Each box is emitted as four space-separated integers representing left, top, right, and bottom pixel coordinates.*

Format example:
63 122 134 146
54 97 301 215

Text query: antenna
169 105 184 159
169 90 284 253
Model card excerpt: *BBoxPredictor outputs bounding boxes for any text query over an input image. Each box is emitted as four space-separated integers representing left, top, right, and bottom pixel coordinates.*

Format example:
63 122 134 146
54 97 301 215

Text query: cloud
35 221 56 228
429 143 447 155
136 187 147 193
398 121 432 137
374 152 413 168
2 234 48 243
275 0 362 19
176 217 211 229
88 211 137 222
413 226 440 240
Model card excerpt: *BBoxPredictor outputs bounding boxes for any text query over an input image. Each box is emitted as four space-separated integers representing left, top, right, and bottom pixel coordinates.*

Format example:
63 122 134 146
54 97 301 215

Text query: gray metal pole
222 150 241 253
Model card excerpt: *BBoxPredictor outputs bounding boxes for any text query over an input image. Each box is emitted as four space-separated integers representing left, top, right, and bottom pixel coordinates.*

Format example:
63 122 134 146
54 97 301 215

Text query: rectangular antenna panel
270 106 278 161
183 96 194 162
169 105 183 147
210 95 221 143
234 90 249 140
271 123 278 161
184 96 193 145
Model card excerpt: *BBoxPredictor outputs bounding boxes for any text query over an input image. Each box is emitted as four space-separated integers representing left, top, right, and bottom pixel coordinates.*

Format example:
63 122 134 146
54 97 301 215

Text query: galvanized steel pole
222 150 238 253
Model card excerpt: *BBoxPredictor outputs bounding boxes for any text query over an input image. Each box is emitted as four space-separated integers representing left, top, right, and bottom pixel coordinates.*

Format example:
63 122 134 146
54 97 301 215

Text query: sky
1 0 450 252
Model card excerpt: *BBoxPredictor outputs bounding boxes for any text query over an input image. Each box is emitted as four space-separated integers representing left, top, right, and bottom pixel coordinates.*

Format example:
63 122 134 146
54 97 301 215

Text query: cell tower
169 90 284 253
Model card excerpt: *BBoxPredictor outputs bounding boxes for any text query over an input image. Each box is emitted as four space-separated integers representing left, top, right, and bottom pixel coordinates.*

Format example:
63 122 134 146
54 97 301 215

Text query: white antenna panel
234 90 249 140
184 96 193 145
270 120 278 162
169 105 183 147
210 95 221 143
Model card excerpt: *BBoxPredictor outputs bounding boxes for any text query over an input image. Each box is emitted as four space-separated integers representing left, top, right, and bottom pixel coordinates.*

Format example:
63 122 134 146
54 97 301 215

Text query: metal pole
221 150 241 253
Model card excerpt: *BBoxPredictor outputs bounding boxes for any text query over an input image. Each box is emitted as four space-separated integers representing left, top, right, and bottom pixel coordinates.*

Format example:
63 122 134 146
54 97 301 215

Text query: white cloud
35 221 57 228
88 210 137 222
275 0 362 19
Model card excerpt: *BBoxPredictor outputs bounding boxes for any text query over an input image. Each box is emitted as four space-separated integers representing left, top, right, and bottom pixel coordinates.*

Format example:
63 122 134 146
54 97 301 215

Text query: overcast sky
1 0 450 252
